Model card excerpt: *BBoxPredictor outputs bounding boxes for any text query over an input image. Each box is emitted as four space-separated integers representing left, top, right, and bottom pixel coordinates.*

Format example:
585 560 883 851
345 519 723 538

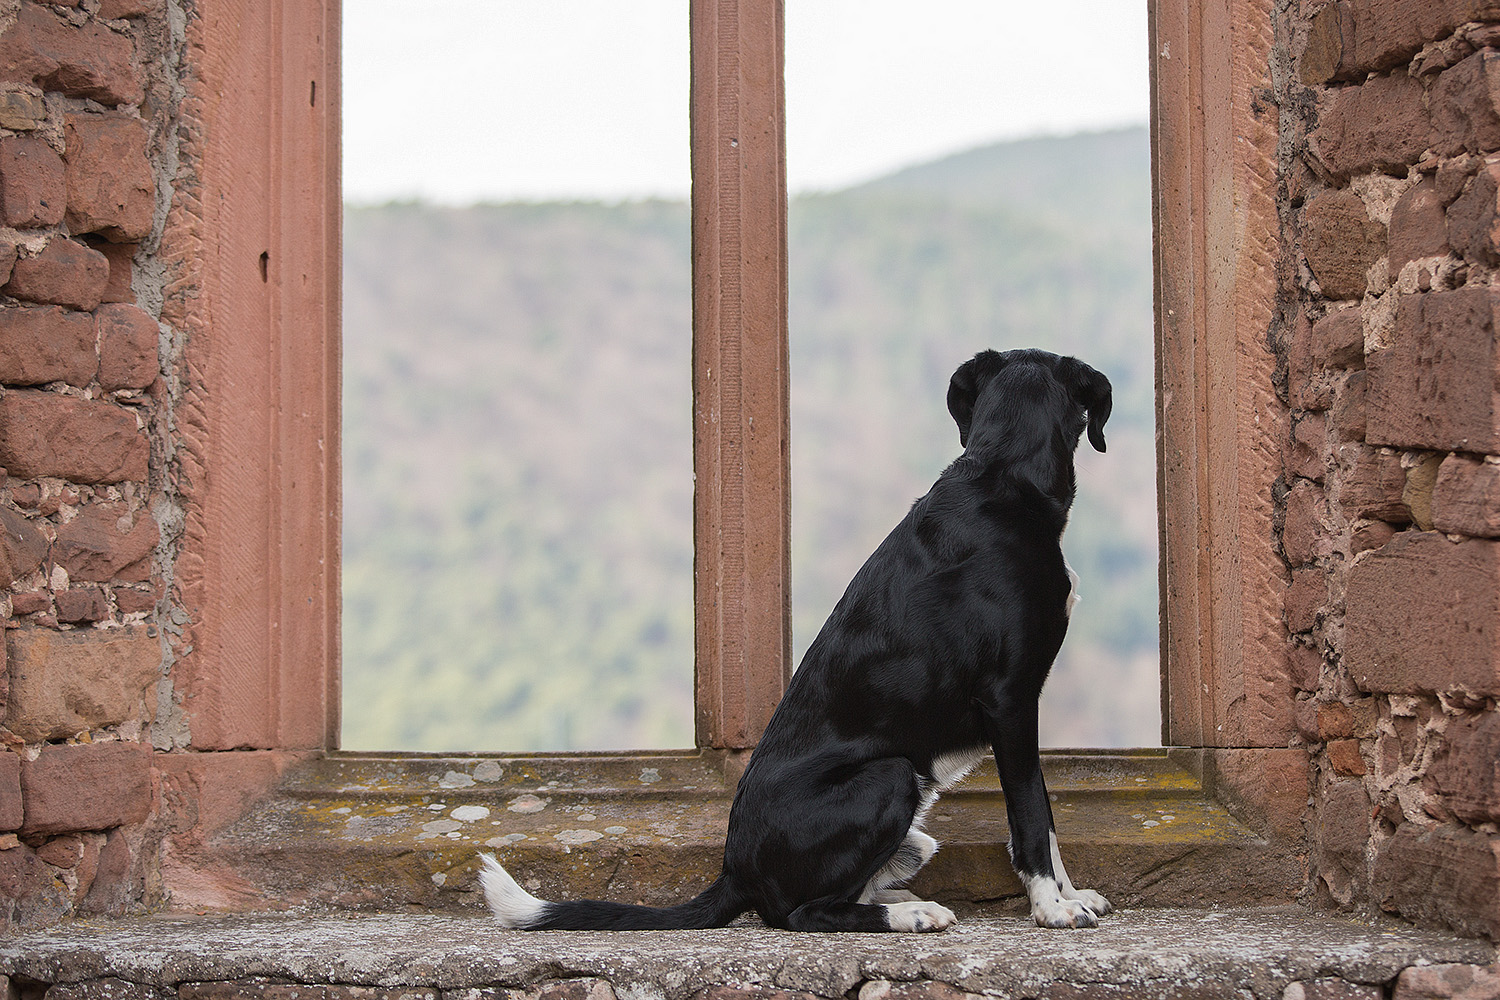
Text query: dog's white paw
884 900 957 932
1068 887 1112 916
1025 874 1101 928
1032 895 1099 929
868 888 922 904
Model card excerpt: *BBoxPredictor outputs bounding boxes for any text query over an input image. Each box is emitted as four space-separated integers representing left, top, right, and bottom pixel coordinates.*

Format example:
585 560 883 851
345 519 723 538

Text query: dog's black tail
478 853 746 930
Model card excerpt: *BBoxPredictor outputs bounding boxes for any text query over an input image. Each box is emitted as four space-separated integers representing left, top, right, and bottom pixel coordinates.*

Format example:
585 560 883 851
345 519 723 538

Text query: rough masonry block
54 585 108 623
1304 189 1387 300
0 305 98 387
1433 454 1500 537
92 241 136 305
1299 2 1354 85
1327 739 1368 776
1289 642 1324 692
1389 177 1451 278
63 113 155 243
0 840 71 929
1293 314 1365 412
1345 0 1500 76
77 826 131 916
1373 822 1500 938
0 88 48 131
1446 160 1500 264
0 391 148 483
1312 308 1365 369
18 740 152 835
4 238 110 311
1402 452 1444 531
1283 480 1329 567
0 134 64 229
1431 50 1500 159
1339 446 1408 520
1429 710 1500 824
1286 564 1327 633
1289 312 1329 411
1393 963 1500 1000
3 625 161 742
1367 288 1500 453
1345 531 1500 697
1315 779 1372 901
0 506 48 587
0 752 20 831
9 591 49 616
1289 413 1330 482
113 586 156 615
52 502 157 582
1309 71 1432 179
35 833 83 868
96 303 158 391
1331 369 1369 441
0 3 141 106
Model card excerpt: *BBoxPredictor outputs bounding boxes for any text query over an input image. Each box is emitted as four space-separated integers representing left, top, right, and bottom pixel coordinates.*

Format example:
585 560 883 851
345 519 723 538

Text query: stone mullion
690 0 791 751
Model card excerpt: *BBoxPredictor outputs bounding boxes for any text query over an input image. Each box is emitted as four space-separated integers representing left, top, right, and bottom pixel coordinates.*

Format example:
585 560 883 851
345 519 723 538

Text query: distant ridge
840 126 1150 229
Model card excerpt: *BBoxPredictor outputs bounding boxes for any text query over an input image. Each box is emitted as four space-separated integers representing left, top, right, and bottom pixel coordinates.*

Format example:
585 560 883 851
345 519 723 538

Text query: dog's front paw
1031 896 1099 929
1068 888 1112 916
884 900 957 932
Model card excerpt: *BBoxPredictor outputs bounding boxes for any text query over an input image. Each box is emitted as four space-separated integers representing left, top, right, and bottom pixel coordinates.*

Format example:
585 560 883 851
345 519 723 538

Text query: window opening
340 1 694 751
784 1 1158 746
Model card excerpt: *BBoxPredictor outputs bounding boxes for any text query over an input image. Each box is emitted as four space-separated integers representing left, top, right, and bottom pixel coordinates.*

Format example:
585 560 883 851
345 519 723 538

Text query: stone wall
1279 0 1500 940
0 0 181 929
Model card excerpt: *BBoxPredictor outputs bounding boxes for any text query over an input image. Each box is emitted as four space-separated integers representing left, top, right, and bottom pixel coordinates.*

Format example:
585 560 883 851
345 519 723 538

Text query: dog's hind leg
782 896 956 933
859 827 938 904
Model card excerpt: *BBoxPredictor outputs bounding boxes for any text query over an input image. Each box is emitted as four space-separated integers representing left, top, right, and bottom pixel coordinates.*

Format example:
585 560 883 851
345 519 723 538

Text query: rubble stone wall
1278 0 1500 940
0 0 184 931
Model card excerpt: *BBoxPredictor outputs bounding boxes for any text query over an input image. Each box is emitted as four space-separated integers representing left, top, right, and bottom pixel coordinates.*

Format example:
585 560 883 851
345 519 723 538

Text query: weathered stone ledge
1 908 1495 1000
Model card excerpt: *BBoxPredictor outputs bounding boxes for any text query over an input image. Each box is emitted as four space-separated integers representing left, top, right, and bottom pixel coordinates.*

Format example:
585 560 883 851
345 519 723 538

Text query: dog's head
945 348 1112 489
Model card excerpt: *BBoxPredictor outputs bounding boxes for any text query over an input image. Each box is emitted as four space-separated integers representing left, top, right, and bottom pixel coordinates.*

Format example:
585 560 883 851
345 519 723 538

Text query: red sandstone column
690 0 792 750
1150 0 1291 749
162 0 341 750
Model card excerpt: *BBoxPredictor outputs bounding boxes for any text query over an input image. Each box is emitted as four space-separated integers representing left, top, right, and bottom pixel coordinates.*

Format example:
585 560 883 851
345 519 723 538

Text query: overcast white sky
342 2 1150 204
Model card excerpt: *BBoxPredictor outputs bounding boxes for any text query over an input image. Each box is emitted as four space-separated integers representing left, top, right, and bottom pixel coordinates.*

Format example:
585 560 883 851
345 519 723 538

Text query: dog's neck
956 428 1078 516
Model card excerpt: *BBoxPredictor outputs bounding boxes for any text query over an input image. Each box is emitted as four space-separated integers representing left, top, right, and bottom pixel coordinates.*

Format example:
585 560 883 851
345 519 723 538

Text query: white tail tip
478 853 549 928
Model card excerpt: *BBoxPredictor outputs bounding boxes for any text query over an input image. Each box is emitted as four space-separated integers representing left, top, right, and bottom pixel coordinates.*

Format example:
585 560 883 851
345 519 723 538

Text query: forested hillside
341 126 1159 751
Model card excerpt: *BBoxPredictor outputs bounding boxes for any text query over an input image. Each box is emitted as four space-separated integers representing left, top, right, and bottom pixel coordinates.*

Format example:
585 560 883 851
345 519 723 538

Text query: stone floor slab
1 908 1494 1000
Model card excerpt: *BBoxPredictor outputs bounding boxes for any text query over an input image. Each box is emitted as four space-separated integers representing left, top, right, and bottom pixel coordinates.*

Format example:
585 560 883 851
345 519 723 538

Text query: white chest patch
930 746 987 790
1064 559 1081 619
915 747 988 825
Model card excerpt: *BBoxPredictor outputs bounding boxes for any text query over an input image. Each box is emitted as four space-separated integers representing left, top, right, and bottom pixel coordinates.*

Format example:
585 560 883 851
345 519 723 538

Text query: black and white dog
480 348 1113 933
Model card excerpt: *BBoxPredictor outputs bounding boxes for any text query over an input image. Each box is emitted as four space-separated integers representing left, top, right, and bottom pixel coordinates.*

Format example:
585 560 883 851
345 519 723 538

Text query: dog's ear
1058 357 1113 453
947 357 981 448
